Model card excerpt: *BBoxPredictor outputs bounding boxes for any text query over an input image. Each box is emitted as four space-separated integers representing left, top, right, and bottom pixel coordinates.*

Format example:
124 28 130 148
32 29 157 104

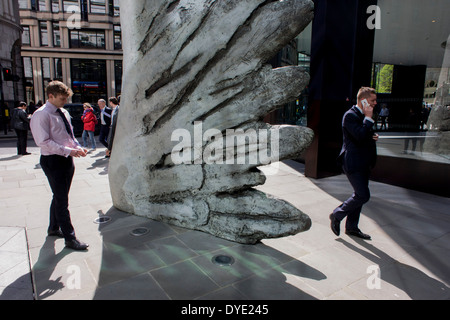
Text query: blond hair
357 87 376 102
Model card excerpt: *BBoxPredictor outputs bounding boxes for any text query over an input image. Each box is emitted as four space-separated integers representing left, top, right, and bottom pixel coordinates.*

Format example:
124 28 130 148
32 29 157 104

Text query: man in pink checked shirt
30 81 89 251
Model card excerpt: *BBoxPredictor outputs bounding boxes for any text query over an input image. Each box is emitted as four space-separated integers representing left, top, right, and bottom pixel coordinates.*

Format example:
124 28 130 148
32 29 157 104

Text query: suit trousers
99 124 110 148
40 155 76 241
15 129 28 155
333 168 371 231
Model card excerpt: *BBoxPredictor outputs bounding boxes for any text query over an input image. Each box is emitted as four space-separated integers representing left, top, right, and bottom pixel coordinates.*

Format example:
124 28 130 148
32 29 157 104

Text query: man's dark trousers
99 124 110 148
15 129 28 155
333 167 370 231
40 155 76 241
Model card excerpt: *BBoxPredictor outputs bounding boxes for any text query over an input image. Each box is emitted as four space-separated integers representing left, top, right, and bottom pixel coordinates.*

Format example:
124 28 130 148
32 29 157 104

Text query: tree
378 64 393 93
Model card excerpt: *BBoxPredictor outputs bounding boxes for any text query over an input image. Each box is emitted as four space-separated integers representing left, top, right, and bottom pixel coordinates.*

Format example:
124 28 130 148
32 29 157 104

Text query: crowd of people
7 93 120 158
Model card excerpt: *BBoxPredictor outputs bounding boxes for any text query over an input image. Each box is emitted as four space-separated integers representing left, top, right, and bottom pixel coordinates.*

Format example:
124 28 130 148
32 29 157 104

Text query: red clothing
81 109 97 132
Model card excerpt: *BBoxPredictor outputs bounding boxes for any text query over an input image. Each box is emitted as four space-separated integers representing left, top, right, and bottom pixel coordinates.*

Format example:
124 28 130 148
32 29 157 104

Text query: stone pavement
0 135 449 300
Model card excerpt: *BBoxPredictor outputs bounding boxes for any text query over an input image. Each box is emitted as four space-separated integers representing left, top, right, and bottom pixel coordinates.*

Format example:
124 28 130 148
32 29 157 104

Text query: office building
1 0 23 119
18 0 122 104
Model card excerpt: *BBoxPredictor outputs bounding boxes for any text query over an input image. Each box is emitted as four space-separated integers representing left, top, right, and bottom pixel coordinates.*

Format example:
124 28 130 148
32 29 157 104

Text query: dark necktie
56 108 74 139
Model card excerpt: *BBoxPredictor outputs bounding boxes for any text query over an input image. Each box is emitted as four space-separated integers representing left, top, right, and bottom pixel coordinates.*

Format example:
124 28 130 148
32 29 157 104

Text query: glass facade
51 0 60 13
301 0 450 196
114 25 122 50
22 26 30 46
114 60 122 97
371 1 450 168
53 22 61 47
63 0 79 13
70 29 105 49
71 59 107 103
23 57 34 104
19 0 123 107
90 0 106 14
39 21 48 46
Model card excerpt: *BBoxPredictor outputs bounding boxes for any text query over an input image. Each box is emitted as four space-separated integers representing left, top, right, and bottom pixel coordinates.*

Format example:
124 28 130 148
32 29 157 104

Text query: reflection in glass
372 1 450 164
70 59 107 104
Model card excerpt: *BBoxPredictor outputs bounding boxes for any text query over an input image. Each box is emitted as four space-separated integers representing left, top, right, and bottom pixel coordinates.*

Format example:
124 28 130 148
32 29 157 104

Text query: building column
32 56 44 102
62 58 71 100
305 0 377 178
106 59 115 98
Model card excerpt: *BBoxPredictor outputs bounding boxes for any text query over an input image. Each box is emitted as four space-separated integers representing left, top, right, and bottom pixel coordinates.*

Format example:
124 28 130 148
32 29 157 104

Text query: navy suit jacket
338 106 377 174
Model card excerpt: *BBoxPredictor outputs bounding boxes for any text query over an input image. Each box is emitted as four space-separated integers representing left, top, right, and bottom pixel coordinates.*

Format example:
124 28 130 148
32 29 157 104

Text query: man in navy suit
330 87 379 240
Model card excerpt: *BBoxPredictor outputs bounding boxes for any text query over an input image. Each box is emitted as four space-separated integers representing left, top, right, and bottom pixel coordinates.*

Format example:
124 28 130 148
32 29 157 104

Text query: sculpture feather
109 0 315 243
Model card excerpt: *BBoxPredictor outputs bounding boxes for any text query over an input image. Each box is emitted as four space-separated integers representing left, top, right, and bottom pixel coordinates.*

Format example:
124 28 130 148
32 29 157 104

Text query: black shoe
65 239 89 251
48 230 64 238
329 213 340 236
346 229 371 240
22 152 31 155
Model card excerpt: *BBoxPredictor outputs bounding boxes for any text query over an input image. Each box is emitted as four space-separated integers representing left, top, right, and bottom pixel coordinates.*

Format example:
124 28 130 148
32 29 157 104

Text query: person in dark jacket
97 98 112 148
330 87 379 240
12 101 31 155
105 97 119 158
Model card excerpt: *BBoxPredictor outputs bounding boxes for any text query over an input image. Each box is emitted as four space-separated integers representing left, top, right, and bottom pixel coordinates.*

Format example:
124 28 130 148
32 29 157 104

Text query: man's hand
373 133 379 141
362 101 374 119
364 106 374 119
70 148 87 158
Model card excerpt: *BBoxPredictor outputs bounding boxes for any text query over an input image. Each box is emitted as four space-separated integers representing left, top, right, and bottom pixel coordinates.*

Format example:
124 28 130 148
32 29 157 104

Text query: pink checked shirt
30 101 81 157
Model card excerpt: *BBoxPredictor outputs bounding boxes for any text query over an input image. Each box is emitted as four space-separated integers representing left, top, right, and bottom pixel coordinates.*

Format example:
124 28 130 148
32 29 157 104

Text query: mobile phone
361 99 370 108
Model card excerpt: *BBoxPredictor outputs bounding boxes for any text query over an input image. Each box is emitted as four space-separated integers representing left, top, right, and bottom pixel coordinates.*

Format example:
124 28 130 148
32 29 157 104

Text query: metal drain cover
212 255 235 266
130 227 150 237
94 216 111 224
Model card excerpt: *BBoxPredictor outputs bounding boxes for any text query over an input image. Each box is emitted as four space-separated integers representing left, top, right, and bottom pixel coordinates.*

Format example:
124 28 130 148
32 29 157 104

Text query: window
371 2 450 167
53 23 61 47
70 59 107 103
54 58 63 80
42 58 52 92
41 58 51 79
40 21 49 47
114 25 122 50
24 57 33 79
371 63 393 94
114 0 120 16
38 0 47 11
22 26 31 46
51 0 60 13
64 0 79 12
114 60 122 96
109 0 120 17
23 57 34 103
70 29 105 49
18 0 28 9
80 0 88 20
90 0 106 14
